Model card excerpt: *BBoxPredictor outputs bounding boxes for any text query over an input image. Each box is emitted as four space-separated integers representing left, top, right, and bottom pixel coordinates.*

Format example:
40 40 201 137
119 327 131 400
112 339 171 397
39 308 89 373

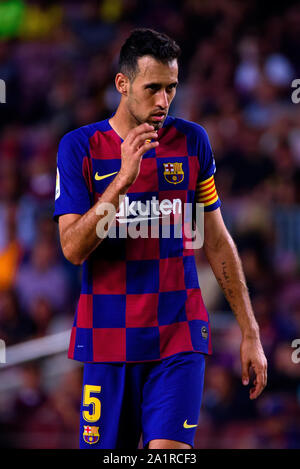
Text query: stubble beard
127 101 165 131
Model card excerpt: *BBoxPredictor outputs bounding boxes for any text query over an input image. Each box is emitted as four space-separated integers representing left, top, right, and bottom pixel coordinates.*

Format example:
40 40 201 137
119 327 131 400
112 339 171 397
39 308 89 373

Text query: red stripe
82 156 93 193
68 327 76 359
202 193 218 204
198 186 216 199
89 129 121 159
155 126 188 157
198 177 214 189
197 181 215 194
198 188 217 201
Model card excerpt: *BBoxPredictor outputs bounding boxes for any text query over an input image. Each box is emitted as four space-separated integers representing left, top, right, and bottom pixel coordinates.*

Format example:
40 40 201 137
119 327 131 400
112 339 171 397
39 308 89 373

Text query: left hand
240 335 267 400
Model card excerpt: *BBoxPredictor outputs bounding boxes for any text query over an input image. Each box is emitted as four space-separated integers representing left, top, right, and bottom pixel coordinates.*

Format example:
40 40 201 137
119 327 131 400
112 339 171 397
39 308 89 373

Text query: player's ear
115 73 129 96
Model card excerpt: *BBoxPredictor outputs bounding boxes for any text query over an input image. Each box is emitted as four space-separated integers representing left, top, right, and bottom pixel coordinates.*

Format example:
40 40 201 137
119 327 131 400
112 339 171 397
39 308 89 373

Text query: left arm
202 208 267 399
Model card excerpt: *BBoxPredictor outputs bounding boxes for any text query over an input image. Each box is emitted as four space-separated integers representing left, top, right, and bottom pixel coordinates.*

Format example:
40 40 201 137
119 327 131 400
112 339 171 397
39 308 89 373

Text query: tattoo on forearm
217 261 238 313
222 261 230 281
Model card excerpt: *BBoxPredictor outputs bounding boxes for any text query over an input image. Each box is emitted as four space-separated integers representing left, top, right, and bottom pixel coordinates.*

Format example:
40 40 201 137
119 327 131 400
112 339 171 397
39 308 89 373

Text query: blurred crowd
0 0 300 449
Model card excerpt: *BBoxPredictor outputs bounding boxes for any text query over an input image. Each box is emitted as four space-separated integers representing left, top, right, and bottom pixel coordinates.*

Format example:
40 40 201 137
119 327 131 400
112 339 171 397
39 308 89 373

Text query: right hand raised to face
118 123 159 186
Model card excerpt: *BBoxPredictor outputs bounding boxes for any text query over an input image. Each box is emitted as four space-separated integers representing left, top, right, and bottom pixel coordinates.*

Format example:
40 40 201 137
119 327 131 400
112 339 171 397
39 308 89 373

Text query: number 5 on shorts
82 385 101 423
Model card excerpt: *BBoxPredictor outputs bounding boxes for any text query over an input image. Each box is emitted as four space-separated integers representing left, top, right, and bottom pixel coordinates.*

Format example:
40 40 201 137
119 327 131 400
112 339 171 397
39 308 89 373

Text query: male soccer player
53 29 267 449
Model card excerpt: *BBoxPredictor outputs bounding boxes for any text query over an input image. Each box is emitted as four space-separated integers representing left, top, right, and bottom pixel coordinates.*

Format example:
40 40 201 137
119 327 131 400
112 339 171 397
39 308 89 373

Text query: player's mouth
150 112 166 122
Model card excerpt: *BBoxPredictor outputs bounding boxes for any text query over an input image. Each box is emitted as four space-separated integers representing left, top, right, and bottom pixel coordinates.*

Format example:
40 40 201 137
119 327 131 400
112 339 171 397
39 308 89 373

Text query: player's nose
155 90 169 109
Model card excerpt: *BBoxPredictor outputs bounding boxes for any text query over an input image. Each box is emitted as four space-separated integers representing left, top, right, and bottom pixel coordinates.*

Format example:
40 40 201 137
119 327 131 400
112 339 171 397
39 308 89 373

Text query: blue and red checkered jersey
53 115 221 363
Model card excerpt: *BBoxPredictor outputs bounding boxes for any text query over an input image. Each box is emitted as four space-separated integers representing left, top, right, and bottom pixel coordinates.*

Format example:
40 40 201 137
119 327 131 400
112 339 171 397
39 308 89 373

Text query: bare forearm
204 235 260 339
61 174 130 264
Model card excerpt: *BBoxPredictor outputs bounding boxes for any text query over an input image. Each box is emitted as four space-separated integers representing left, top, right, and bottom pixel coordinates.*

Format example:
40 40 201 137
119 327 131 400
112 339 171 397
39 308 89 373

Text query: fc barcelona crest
163 162 184 184
83 425 100 444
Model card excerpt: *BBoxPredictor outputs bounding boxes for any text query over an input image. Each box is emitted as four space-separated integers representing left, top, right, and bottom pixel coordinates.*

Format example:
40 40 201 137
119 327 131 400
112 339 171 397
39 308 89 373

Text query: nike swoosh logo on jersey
95 171 118 181
183 420 198 429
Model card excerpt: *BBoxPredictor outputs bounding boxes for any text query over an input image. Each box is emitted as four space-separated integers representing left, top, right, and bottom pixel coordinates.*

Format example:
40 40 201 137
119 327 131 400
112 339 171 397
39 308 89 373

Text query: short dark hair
119 28 181 81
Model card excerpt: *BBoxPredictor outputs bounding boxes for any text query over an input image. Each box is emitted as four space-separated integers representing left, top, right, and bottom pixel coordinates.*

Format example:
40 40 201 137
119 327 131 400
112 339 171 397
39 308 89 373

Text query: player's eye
166 84 177 93
146 84 161 92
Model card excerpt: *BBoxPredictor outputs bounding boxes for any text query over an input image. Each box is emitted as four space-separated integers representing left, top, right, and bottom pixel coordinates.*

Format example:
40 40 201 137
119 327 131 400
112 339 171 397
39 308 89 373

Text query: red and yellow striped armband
196 175 219 208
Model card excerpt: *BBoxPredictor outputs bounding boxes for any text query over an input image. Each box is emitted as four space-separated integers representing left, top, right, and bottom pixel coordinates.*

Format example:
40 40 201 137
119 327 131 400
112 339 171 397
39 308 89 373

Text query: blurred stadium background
0 0 300 449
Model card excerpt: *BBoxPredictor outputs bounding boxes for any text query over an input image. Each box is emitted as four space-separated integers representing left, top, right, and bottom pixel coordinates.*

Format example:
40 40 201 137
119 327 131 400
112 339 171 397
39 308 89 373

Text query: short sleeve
53 131 91 222
196 126 221 212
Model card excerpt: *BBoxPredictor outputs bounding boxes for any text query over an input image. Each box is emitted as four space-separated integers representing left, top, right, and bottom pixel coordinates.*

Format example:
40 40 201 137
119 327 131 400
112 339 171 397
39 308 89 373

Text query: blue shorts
79 352 206 449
